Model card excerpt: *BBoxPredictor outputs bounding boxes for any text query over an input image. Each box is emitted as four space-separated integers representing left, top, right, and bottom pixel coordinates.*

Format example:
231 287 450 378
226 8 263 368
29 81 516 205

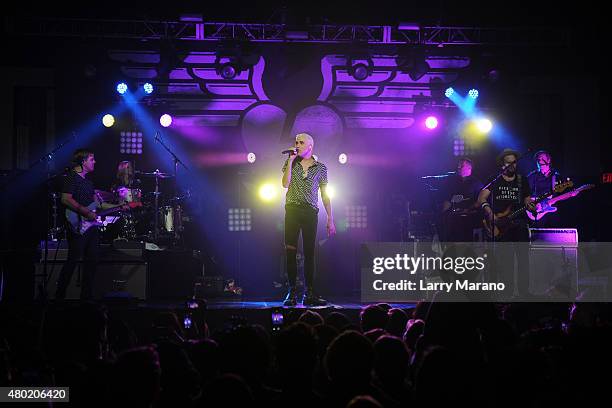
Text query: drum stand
153 170 161 242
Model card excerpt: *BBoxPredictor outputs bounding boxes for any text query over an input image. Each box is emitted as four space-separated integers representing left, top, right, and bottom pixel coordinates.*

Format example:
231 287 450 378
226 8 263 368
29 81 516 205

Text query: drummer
112 160 141 203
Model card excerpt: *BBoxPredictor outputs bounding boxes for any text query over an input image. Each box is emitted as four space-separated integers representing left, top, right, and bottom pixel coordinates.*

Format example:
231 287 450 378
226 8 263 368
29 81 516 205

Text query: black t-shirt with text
488 174 531 215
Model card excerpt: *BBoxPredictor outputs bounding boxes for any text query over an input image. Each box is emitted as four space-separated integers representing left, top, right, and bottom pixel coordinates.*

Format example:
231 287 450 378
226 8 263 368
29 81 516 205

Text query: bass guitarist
477 148 536 298
527 150 562 227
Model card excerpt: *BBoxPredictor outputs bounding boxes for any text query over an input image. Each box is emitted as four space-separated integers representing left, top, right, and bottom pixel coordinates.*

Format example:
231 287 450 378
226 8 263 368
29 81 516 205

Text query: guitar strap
516 174 522 204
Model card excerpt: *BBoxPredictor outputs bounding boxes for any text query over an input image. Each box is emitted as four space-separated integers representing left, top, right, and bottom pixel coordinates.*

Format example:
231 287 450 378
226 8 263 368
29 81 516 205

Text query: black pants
56 227 99 300
284 206 318 290
493 223 530 297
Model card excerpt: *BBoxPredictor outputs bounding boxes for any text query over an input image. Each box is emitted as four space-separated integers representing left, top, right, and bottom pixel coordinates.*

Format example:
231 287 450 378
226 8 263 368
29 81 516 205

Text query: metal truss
7 17 570 47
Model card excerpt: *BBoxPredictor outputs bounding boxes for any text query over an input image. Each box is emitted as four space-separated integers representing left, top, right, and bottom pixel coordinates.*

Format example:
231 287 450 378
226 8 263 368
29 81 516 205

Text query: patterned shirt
282 157 328 212
62 170 95 207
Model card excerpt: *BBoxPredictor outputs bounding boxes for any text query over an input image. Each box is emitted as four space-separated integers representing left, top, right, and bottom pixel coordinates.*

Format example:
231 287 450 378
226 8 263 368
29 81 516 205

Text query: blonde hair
116 161 134 186
295 133 314 148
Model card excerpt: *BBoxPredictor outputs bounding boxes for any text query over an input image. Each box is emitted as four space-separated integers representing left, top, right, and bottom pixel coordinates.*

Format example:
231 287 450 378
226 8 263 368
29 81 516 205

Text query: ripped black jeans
284 205 318 289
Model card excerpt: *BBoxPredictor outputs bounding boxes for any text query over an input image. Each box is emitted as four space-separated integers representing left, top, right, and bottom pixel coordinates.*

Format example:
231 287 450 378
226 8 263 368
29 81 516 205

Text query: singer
281 133 336 306
477 148 536 298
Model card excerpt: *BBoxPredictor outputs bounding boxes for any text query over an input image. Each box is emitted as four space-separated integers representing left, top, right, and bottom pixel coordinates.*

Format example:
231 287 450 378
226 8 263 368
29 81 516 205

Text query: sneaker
303 291 327 307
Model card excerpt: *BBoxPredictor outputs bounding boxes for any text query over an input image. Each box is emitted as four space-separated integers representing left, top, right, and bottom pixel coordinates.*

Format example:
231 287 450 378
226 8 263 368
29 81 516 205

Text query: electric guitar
66 201 141 235
483 180 572 238
526 183 595 221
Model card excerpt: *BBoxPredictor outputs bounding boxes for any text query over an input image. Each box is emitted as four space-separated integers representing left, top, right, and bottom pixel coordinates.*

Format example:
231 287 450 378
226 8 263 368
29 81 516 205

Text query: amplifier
35 261 148 300
529 228 578 246
39 240 145 262
529 228 578 297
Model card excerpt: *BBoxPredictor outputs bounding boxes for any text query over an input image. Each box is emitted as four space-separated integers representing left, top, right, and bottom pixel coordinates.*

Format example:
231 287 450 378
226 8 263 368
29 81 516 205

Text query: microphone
282 148 297 155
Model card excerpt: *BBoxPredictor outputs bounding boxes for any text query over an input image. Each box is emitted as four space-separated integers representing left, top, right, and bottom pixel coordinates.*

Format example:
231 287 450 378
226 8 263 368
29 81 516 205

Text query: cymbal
136 171 174 178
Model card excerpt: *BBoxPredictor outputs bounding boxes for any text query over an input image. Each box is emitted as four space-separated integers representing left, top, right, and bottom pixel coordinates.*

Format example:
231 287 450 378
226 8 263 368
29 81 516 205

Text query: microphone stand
36 134 75 301
154 131 189 244
480 166 508 245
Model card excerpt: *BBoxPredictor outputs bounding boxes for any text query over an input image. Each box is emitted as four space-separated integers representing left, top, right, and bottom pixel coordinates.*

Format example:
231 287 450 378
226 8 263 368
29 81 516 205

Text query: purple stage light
425 116 439 129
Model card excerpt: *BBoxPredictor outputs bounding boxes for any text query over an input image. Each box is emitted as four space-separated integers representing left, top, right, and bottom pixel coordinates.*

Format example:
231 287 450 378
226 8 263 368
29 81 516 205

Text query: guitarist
527 150 562 227
440 157 483 241
55 148 126 300
477 149 536 298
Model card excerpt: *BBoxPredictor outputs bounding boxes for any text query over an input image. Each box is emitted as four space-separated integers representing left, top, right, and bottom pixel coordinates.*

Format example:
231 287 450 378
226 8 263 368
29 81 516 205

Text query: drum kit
94 169 190 245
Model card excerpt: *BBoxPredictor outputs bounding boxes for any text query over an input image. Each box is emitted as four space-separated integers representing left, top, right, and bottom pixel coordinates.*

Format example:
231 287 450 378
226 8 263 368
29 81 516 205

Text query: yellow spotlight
324 184 336 199
258 183 278 202
102 114 115 128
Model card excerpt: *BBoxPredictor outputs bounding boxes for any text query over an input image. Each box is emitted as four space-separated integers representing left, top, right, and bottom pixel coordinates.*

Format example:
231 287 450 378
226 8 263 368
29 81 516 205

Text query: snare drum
162 206 175 232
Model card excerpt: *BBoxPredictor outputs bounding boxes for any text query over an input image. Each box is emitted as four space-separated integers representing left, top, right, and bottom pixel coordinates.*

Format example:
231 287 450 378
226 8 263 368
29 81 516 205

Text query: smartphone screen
271 309 284 331
184 315 192 329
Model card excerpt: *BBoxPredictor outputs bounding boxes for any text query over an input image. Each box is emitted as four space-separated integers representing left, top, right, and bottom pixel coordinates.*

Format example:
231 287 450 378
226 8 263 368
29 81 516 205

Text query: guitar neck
543 184 592 206
97 206 122 217
506 191 551 220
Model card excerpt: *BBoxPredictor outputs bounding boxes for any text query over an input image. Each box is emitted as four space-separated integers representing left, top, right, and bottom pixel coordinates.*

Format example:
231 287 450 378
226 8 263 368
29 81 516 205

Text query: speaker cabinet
529 228 578 297
35 261 148 300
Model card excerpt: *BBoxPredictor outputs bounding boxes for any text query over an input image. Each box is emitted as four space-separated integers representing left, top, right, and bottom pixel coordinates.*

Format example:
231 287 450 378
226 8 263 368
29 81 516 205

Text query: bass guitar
526 183 595 221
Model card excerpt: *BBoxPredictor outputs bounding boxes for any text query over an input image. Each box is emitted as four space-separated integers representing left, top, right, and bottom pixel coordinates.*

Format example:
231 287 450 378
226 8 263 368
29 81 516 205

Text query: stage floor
128 298 417 311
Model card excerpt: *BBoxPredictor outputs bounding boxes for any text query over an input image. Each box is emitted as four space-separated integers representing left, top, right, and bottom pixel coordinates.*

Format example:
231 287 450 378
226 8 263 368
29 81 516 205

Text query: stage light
468 89 479 99
453 139 465 157
346 205 368 229
408 59 430 81
247 152 256 163
143 83 154 94
347 56 373 81
160 114 173 128
324 184 336 199
425 116 439 130
338 153 348 164
219 62 238 80
476 118 492 133
445 87 454 98
102 114 115 128
258 183 278 202
351 63 370 81
120 131 143 155
228 208 251 232
116 82 128 95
